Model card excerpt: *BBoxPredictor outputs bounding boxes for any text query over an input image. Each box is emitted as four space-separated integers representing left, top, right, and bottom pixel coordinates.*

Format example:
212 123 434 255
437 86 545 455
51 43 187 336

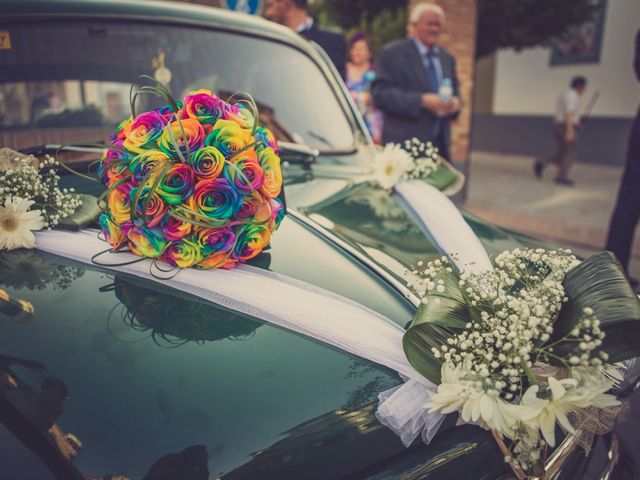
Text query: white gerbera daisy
0 197 45 250
372 143 414 190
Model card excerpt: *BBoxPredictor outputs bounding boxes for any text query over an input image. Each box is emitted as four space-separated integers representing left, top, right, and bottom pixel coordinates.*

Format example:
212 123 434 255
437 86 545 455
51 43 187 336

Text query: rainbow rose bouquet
98 88 284 270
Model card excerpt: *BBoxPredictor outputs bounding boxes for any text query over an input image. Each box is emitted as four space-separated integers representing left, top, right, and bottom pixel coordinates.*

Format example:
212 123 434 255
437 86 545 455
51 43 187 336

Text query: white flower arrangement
405 249 626 476
372 138 440 190
0 197 45 250
0 154 82 231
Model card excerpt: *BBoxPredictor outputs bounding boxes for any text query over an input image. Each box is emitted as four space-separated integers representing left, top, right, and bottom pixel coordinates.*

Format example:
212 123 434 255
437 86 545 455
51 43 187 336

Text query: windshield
0 20 355 152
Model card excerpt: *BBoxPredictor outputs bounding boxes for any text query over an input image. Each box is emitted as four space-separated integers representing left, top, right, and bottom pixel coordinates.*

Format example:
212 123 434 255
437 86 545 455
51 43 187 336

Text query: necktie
425 51 440 92
425 50 442 138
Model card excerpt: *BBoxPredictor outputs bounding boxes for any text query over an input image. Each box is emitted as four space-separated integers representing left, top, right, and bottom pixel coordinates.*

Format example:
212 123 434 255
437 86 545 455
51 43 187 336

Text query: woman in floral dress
345 32 383 145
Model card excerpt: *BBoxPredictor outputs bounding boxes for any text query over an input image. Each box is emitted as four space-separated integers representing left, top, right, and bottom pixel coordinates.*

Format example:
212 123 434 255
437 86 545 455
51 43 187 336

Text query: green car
0 1 618 478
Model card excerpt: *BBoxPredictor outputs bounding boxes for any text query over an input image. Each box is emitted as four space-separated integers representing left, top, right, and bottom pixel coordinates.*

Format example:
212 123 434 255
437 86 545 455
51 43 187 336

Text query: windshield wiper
18 144 106 156
20 143 319 168
278 142 319 166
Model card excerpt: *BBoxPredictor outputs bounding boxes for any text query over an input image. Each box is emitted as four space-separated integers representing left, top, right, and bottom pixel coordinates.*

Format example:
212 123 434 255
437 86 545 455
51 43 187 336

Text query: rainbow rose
130 186 168 228
99 213 127 249
111 116 133 148
257 146 282 198
232 223 271 262
156 163 195 205
127 226 169 259
188 178 242 221
268 197 285 230
206 119 253 158
155 102 181 121
188 146 225 180
123 111 168 154
163 237 203 269
107 183 134 225
222 101 255 129
225 149 264 195
99 148 129 185
161 214 193 242
254 125 279 153
196 252 237 270
182 89 222 125
236 194 271 222
129 150 170 183
196 226 236 255
158 118 205 158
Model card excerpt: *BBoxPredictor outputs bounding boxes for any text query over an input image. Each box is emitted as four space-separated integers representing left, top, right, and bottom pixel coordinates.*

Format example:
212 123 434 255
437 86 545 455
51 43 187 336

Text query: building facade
473 0 640 166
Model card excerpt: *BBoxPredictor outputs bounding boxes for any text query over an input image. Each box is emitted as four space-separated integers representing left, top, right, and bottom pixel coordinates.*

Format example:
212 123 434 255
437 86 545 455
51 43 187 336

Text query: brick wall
409 0 477 162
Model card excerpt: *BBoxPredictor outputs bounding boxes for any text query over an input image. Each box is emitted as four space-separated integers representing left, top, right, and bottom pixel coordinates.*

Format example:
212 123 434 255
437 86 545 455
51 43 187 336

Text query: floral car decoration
98 82 284 270
372 138 462 194
403 248 640 478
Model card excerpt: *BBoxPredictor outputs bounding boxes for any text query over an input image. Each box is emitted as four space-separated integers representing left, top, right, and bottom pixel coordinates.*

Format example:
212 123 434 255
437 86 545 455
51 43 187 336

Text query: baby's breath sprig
0 154 82 228
401 137 440 180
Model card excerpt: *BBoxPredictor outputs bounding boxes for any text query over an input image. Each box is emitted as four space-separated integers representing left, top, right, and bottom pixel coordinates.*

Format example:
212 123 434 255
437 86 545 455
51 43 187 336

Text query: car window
0 21 355 152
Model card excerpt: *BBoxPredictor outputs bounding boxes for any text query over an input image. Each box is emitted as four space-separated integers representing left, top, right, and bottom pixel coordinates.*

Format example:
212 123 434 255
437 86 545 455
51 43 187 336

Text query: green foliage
552 251 640 363
477 0 597 58
311 0 407 57
320 0 407 30
366 8 408 55
402 268 473 384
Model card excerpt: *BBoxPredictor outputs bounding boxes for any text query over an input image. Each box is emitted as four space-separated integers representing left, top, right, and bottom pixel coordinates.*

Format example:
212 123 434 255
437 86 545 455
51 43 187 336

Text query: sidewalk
463 151 640 278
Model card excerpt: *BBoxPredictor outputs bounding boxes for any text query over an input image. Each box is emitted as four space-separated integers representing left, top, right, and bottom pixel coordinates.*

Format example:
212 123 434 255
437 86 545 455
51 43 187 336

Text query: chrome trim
288 209 421 309
537 433 579 479
45 144 106 154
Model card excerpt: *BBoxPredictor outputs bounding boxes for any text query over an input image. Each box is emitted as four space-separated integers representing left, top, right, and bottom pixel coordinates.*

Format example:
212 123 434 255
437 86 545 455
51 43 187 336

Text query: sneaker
554 177 575 186
533 161 544 179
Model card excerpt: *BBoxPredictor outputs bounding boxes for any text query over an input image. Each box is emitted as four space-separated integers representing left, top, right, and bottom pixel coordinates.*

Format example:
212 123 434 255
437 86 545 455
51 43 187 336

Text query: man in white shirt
535 76 588 185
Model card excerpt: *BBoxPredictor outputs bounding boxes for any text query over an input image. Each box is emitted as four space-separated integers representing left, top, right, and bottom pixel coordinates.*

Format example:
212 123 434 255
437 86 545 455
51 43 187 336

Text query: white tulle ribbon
394 180 493 273
376 180 494 445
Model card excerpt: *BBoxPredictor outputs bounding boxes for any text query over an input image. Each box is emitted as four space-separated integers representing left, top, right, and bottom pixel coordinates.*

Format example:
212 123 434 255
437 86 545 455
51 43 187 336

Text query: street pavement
463 151 640 279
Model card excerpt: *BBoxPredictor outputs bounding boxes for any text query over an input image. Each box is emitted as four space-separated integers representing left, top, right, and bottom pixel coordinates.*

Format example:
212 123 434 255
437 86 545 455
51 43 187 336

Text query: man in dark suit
605 28 640 284
264 0 346 79
372 3 461 160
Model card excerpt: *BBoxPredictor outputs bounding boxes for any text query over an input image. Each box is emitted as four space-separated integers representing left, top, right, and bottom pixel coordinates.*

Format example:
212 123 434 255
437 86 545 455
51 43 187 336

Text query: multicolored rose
257 146 282 198
225 149 264 194
206 119 253 158
182 89 222 125
124 111 168 154
99 89 285 269
158 118 206 159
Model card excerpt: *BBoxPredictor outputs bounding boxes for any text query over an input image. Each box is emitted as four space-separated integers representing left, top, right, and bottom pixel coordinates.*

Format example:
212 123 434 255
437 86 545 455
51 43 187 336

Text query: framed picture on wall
550 0 607 65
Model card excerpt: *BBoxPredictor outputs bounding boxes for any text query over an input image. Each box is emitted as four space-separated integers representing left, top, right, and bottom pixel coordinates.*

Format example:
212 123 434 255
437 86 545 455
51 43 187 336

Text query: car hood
0 211 506 479
284 161 554 289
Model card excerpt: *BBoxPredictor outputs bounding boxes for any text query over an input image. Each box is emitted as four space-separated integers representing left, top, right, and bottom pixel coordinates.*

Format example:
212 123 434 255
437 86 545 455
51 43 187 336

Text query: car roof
1 0 309 52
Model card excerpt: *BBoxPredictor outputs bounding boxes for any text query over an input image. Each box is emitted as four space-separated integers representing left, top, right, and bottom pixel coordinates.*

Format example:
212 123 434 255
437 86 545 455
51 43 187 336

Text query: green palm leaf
402 271 473 383
551 251 640 362
58 194 102 231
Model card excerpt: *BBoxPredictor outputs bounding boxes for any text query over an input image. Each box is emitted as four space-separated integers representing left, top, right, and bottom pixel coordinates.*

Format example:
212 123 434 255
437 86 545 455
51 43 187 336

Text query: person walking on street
534 76 588 185
371 3 460 160
264 0 346 79
605 29 640 283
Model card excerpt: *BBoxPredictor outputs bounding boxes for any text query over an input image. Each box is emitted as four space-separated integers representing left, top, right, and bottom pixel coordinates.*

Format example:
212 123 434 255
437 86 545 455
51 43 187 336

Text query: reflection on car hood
0 216 507 479
285 173 555 288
